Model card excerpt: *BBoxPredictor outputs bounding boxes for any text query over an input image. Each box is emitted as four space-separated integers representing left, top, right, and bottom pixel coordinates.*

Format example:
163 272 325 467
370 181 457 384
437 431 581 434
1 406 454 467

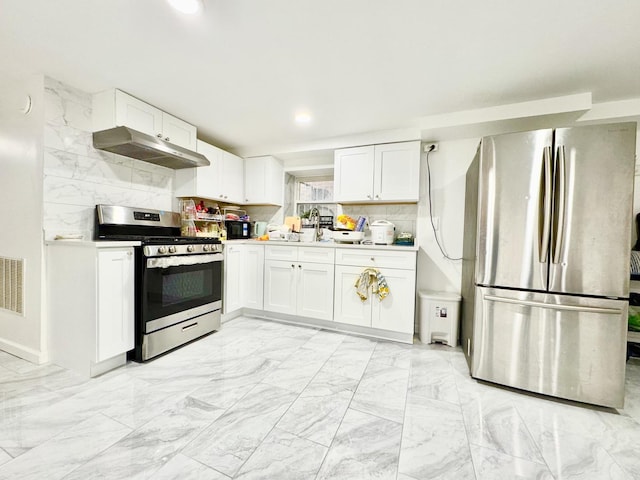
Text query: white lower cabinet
334 249 416 335
224 243 264 314
243 244 265 310
263 245 334 321
226 243 416 341
47 242 135 377
96 249 135 361
264 260 334 320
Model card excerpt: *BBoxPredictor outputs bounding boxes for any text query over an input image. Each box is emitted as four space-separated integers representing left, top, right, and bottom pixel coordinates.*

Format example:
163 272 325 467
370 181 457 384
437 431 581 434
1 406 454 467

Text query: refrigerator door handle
483 295 622 314
539 146 552 263
552 145 567 264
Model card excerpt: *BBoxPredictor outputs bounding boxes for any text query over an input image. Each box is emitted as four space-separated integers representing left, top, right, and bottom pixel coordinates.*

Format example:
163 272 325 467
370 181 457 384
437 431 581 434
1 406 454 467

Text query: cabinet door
162 112 197 150
244 156 266 204
371 268 416 334
334 146 375 202
373 141 420 202
242 245 265 310
221 151 245 204
333 265 371 327
196 140 224 199
297 262 334 321
97 248 134 362
264 260 297 315
114 90 163 138
244 156 284 205
224 245 243 313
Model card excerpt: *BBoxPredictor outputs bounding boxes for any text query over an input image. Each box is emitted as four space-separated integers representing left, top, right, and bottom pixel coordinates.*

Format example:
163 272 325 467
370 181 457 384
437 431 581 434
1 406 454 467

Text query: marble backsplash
339 204 417 236
42 77 174 240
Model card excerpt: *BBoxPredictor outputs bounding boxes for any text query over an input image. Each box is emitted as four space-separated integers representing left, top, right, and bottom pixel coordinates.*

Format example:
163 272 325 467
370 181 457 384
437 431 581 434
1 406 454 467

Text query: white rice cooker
370 220 395 245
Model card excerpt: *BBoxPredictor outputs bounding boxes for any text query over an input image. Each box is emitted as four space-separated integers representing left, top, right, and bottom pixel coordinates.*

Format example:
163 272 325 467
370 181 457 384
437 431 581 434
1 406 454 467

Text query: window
294 176 336 220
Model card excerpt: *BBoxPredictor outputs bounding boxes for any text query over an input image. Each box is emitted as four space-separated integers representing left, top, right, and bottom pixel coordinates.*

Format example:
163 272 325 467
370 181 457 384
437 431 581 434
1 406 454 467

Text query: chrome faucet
309 207 320 240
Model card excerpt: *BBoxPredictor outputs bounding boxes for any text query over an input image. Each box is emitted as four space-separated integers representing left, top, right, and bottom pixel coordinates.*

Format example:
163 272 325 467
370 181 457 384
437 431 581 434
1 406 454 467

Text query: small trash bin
418 290 461 347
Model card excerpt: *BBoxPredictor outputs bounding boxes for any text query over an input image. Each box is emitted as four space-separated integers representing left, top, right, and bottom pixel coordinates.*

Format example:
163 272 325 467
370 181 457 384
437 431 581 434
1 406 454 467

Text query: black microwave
225 220 251 239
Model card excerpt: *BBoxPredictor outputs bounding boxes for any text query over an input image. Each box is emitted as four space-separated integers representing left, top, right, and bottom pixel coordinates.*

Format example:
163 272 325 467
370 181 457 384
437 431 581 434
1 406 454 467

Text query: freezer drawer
472 286 627 408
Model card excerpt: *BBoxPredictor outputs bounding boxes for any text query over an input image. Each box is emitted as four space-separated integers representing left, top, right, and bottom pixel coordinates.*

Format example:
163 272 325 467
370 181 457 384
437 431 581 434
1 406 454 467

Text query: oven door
142 253 223 333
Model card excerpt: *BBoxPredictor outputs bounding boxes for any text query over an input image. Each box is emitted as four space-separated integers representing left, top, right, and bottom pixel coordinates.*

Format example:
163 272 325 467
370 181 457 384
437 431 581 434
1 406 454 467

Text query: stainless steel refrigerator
461 122 636 408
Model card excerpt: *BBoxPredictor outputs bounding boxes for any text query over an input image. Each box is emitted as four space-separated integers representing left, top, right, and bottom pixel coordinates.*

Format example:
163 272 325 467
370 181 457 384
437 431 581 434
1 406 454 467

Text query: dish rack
223 206 248 221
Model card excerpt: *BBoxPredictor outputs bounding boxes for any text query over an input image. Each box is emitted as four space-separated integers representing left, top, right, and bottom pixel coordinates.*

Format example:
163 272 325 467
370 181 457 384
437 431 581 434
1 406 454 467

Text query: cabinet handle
165 137 170 142
375 194 380 199
245 199 249 202
370 257 375 261
127 252 132 256
298 264 302 269
156 133 162 138
367 194 372 199
291 264 295 268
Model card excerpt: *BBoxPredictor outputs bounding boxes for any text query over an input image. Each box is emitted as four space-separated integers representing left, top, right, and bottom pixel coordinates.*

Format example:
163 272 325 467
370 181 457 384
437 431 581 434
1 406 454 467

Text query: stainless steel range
95 204 223 361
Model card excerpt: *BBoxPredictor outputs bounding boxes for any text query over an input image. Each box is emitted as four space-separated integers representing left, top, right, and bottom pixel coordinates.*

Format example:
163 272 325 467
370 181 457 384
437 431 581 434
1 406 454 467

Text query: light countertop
45 240 141 248
223 239 418 252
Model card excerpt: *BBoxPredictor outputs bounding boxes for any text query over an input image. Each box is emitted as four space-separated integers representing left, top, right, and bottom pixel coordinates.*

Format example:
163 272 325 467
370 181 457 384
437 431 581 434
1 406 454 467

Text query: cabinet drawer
265 245 298 261
298 247 334 264
335 248 416 270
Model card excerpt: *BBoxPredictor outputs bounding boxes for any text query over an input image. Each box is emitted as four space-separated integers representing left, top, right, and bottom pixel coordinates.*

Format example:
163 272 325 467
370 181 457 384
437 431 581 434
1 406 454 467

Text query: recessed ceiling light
295 112 312 125
167 0 203 15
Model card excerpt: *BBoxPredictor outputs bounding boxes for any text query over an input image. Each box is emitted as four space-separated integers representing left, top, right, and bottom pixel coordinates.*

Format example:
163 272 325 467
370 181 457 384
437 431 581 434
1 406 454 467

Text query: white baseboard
0 337 48 364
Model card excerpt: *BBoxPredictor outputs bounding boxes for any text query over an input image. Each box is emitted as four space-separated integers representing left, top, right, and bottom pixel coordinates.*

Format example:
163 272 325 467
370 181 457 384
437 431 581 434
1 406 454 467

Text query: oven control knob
203 244 210 252
186 245 194 252
158 246 167 254
168 246 177 253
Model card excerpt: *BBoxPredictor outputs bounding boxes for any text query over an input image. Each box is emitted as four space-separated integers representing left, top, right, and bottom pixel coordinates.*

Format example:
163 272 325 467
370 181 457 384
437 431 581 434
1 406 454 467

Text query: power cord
426 144 462 261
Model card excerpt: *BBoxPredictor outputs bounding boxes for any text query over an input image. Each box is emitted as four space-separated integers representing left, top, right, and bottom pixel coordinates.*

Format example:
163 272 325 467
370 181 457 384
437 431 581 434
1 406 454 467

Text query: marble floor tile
234 428 327 480
188 355 280 409
301 329 347 353
398 396 475 480
470 444 554 480
0 450 9 467
0 372 147 456
0 413 131 480
0 386 63 423
320 336 376 380
462 394 545 464
184 382 298 477
316 408 403 480
369 340 413 369
276 371 358 446
62 397 224 480
1 316 640 479
599 414 640 479
146 453 230 480
262 347 330 393
350 361 409 423
529 422 632 480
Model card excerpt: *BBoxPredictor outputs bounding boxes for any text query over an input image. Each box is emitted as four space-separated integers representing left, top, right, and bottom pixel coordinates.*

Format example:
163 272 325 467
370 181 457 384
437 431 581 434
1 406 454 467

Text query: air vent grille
0 257 24 315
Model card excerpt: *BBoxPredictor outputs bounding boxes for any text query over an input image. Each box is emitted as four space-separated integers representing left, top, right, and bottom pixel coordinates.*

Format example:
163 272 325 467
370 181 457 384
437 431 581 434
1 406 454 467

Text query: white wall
0 73 46 362
415 138 479 294
42 77 174 240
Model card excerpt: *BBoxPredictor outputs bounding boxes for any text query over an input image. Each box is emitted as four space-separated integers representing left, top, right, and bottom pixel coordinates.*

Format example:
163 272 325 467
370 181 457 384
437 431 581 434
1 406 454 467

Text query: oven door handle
146 253 223 269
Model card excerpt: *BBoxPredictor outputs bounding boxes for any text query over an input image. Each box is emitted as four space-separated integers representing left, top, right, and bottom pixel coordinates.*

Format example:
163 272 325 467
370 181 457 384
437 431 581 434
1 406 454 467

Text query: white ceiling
1 0 639 159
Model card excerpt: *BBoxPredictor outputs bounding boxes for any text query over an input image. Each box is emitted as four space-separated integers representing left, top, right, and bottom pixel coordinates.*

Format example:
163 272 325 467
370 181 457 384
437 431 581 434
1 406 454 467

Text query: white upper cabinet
175 140 245 204
222 150 245 204
93 89 197 151
244 156 284 205
334 141 420 203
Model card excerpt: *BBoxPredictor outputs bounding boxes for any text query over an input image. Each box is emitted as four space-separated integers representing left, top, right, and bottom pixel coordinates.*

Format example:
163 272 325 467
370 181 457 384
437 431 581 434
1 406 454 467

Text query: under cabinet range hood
92 126 209 169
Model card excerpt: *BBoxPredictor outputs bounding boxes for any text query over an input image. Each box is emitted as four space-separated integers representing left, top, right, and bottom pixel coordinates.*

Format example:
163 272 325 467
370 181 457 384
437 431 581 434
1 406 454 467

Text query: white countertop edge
223 239 418 252
45 240 141 248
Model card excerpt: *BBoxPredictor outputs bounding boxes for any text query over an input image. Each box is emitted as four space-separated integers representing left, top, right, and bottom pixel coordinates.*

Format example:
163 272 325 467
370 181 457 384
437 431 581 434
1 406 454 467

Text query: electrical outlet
424 142 439 152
